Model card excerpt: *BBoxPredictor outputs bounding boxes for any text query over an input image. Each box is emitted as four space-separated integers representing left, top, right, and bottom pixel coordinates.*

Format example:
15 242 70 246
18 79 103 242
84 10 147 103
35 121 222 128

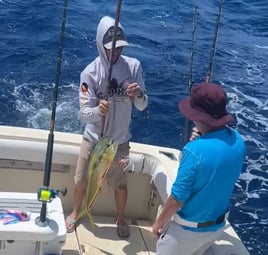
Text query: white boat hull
0 126 250 255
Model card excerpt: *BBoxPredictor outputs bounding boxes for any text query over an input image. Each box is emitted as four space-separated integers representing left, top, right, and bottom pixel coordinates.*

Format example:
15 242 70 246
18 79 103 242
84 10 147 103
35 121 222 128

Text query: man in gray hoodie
65 16 148 238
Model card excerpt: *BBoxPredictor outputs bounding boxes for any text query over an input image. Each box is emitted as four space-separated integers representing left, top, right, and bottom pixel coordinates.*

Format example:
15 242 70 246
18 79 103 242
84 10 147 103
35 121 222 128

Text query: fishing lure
0 209 30 225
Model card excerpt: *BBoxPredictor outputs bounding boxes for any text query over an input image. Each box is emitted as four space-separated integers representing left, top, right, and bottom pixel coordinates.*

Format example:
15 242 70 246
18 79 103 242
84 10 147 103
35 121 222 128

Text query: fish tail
85 207 95 229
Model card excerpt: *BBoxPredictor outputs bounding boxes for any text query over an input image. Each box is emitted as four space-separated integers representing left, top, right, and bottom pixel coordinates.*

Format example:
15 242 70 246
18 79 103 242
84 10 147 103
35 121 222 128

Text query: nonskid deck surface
62 216 250 255
63 216 156 255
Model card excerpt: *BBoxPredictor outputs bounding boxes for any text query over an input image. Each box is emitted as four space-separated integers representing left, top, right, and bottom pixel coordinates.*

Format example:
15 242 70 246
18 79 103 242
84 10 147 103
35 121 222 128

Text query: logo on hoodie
81 82 88 94
96 78 129 99
108 78 127 97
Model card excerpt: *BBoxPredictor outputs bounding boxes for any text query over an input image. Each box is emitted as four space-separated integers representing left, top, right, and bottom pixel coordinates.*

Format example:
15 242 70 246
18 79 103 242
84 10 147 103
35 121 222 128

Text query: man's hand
152 220 163 238
126 82 143 99
98 100 109 117
190 127 201 141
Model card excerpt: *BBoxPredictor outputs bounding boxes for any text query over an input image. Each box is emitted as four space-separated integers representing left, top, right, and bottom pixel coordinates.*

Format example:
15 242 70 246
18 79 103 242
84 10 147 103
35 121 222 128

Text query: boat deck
63 216 155 255
0 126 251 255
62 216 250 255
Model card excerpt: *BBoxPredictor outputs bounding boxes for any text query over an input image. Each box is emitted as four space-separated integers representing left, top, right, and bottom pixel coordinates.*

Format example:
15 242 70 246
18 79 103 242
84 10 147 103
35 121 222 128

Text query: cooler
0 192 66 255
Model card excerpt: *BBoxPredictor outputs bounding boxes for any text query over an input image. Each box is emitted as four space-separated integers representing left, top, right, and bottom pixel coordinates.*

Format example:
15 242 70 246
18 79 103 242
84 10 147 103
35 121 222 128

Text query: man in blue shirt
152 83 246 255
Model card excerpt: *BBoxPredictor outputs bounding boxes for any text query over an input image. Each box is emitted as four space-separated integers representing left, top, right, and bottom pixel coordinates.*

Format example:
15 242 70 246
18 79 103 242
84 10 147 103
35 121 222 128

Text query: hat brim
104 40 129 50
178 97 234 128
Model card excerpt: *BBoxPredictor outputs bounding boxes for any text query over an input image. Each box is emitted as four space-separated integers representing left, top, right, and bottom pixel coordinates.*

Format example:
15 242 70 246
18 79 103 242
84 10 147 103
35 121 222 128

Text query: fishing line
39 0 69 223
100 0 123 137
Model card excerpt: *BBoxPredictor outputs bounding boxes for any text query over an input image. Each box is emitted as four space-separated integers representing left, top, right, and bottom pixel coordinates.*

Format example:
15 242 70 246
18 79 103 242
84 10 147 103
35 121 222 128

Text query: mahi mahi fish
78 137 118 227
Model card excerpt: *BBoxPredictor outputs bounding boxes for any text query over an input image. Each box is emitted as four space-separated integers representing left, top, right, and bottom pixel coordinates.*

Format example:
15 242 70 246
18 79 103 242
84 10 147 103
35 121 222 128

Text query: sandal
65 215 77 233
116 221 130 238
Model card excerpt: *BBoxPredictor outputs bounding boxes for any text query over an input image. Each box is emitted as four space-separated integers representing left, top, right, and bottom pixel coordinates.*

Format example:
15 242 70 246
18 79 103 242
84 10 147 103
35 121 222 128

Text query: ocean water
0 0 267 254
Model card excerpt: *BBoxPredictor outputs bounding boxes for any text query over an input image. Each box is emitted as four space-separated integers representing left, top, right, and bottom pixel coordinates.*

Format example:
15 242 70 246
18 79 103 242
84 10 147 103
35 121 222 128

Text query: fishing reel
37 187 67 203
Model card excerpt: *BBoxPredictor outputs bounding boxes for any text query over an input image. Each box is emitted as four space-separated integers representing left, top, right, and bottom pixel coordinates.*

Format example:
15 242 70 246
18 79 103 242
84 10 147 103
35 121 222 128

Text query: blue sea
0 0 267 254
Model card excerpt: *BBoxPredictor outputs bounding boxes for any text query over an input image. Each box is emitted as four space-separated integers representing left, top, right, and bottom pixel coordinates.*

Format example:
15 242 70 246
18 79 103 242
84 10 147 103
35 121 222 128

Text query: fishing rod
81 0 123 226
107 0 123 89
188 0 198 95
183 0 198 145
206 0 224 83
37 0 69 224
183 0 224 144
100 0 123 137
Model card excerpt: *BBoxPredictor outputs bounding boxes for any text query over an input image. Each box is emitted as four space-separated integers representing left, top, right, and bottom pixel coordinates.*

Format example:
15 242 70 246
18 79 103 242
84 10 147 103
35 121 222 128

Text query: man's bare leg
115 185 129 237
65 182 86 232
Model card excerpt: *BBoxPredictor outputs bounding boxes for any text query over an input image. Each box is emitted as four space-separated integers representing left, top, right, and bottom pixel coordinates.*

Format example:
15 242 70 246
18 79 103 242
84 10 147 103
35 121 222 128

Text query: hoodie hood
96 16 128 69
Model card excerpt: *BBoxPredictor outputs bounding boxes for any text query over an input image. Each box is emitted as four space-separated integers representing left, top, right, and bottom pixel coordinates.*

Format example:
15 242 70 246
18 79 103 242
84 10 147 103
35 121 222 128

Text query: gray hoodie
79 16 148 144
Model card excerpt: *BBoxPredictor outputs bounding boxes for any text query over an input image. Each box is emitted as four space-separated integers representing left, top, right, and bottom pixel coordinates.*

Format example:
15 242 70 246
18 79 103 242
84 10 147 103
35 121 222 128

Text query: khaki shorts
74 138 130 189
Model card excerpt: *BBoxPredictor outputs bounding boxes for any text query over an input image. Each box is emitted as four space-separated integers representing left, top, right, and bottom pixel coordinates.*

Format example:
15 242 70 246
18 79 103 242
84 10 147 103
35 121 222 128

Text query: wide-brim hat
178 83 234 128
103 26 129 50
